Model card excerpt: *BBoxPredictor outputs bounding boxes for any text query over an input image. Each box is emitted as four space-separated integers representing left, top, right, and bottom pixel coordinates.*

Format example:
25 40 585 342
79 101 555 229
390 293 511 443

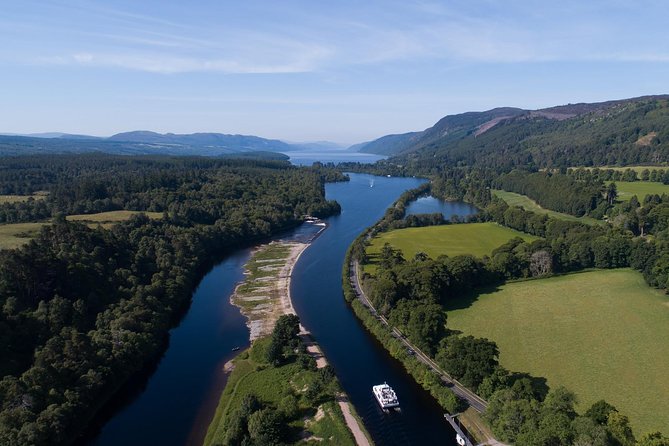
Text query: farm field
0 211 163 249
0 192 47 204
445 269 669 435
492 189 601 225
574 165 668 173
0 222 47 249
66 209 163 223
607 181 669 201
366 222 539 269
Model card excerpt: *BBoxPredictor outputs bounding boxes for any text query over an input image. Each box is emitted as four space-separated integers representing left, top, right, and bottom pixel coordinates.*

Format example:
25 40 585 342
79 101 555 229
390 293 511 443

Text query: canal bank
290 173 463 445
217 220 372 445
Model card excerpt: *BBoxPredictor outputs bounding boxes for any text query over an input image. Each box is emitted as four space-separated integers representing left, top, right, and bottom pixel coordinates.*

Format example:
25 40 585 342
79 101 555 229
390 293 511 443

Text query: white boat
372 382 399 409
456 434 466 445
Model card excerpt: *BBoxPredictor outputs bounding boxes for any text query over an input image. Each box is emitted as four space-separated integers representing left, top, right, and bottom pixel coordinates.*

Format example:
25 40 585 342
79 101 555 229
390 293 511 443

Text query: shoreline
226 219 373 446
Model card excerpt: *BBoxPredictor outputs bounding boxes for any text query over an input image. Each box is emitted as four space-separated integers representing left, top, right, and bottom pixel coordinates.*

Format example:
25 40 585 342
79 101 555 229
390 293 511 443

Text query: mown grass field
0 211 164 249
0 222 46 250
365 223 539 273
492 189 601 225
66 210 163 223
607 181 669 201
0 193 47 204
445 269 669 435
575 166 668 173
204 338 355 446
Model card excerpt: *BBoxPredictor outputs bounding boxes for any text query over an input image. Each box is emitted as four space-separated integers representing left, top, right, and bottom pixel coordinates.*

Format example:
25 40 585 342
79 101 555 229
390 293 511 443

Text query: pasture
492 189 601 225
0 222 47 250
607 181 669 201
0 210 163 249
366 222 539 267
66 210 163 223
445 269 669 435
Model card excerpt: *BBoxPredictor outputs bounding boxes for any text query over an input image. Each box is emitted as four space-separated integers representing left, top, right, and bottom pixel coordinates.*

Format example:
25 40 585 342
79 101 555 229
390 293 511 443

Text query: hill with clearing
356 95 669 169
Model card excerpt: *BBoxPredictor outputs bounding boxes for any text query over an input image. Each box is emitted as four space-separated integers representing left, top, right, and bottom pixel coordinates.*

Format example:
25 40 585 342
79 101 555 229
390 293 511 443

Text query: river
83 173 477 445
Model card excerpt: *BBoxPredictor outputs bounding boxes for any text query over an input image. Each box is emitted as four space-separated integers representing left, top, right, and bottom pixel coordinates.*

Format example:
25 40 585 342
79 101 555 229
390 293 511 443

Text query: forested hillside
0 155 343 445
357 95 669 170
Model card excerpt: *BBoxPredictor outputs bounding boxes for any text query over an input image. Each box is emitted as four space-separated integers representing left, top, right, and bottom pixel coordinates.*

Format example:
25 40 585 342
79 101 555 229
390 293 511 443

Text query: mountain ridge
355 95 669 158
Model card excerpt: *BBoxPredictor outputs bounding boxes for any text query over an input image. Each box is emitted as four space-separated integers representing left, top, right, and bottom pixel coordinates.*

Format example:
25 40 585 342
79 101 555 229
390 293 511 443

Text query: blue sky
1 0 668 144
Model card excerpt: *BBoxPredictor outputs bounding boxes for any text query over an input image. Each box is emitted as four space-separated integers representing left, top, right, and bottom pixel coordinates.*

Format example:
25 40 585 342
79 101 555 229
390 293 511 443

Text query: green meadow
446 269 669 435
0 211 164 249
492 189 601 225
0 222 47 250
607 181 669 201
66 210 163 224
366 222 539 265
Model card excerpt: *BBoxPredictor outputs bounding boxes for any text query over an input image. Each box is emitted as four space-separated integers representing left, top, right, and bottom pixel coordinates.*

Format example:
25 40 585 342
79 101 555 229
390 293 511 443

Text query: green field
575 166 668 173
205 338 355 446
492 189 601 225
66 210 163 223
366 222 539 266
607 181 669 201
0 193 47 204
446 269 669 435
0 211 164 249
0 222 47 249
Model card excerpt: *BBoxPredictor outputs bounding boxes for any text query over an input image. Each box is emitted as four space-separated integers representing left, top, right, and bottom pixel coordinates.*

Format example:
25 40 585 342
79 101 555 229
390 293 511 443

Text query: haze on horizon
1 0 668 145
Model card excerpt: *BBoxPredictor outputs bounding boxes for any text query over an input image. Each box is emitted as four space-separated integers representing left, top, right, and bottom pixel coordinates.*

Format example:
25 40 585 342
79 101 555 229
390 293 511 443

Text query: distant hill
287 141 345 151
357 95 669 168
0 131 303 157
351 132 423 155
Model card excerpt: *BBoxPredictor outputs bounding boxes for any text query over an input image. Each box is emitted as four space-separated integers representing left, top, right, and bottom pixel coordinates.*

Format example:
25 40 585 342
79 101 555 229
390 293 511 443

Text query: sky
1 0 668 144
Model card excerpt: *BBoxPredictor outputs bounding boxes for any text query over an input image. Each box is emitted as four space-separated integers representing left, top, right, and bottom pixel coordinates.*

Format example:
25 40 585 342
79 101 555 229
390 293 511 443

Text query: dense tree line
494 170 604 217
0 154 346 223
0 156 343 445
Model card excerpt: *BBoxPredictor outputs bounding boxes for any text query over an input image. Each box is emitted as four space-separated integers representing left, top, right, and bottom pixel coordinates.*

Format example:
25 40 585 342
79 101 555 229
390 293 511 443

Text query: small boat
456 434 466 445
231 346 240 351
370 180 375 188
372 382 399 409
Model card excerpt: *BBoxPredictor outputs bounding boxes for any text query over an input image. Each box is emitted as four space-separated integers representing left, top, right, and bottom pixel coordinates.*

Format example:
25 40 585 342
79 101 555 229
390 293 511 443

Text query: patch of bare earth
635 131 657 146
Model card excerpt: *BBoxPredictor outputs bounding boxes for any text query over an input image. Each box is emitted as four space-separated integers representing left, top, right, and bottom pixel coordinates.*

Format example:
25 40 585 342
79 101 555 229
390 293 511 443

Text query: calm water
291 174 458 445
405 195 478 220
85 173 466 446
282 150 386 166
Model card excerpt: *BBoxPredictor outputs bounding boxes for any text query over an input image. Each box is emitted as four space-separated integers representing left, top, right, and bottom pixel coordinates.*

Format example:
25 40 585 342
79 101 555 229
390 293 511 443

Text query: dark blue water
84 249 253 446
406 195 478 220
85 173 463 446
291 174 458 446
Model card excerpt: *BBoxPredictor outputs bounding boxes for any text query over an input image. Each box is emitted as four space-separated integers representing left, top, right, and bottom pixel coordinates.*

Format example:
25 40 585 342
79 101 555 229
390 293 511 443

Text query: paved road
350 261 488 412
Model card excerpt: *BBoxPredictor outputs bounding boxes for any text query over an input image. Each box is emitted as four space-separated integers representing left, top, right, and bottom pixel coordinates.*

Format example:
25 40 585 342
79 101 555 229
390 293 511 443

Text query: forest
392 97 669 172
0 155 344 445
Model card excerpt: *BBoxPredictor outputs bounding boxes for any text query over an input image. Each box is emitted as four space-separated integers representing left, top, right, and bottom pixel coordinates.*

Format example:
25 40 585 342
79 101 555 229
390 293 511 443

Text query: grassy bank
204 337 356 446
446 268 669 435
492 189 601 225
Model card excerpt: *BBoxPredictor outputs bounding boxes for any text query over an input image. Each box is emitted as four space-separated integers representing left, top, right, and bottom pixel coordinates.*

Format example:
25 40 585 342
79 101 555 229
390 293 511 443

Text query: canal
84 173 477 445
